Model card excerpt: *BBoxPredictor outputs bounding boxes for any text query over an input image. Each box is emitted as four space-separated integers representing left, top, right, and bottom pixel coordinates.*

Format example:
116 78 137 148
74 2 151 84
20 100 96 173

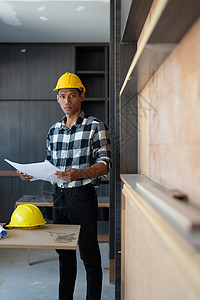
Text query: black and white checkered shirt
46 111 111 188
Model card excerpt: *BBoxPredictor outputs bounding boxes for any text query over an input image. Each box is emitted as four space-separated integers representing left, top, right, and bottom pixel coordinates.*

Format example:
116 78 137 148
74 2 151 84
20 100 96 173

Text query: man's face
57 88 85 117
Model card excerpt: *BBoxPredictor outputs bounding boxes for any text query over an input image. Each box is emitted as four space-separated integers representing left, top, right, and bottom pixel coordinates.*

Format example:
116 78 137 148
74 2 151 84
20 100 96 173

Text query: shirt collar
60 111 85 129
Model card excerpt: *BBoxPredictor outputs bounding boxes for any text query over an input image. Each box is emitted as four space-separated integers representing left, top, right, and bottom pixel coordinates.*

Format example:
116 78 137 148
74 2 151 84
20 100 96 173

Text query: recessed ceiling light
38 6 46 12
39 16 48 22
76 6 85 12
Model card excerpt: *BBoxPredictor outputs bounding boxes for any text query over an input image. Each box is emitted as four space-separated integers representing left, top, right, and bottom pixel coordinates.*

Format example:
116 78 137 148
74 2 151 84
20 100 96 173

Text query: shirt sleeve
92 122 112 172
45 131 52 163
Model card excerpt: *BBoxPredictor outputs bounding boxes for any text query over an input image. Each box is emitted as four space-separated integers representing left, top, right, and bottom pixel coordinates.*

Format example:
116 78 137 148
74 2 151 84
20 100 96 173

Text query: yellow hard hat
6 204 46 228
53 72 86 93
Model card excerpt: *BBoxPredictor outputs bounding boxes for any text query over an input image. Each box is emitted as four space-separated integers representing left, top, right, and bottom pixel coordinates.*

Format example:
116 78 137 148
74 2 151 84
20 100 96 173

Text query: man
19 72 111 300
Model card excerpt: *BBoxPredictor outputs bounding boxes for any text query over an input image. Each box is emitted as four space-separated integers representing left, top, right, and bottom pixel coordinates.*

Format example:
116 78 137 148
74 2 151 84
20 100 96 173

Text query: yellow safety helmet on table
6 204 46 228
53 72 86 93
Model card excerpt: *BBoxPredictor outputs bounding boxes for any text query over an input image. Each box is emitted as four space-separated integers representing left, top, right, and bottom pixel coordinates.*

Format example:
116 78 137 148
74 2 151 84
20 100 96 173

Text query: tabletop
0 224 80 250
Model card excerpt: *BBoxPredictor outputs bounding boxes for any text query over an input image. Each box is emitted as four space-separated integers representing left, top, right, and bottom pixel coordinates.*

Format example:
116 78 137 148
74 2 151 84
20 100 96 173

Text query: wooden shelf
121 0 153 42
120 0 200 97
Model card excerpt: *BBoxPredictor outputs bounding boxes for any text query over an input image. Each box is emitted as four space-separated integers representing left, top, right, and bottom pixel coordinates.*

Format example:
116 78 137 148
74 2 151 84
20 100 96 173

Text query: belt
56 183 94 191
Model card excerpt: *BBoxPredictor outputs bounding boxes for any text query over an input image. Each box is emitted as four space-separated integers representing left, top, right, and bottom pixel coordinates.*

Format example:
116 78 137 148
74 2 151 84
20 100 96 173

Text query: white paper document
4 159 64 184
0 225 8 239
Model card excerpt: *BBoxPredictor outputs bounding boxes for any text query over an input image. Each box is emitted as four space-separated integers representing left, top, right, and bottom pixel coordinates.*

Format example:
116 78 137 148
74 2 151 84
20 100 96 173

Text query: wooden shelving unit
118 0 200 299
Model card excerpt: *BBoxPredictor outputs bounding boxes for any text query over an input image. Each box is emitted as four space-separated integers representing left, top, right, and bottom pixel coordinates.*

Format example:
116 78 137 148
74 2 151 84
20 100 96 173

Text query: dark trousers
53 185 102 300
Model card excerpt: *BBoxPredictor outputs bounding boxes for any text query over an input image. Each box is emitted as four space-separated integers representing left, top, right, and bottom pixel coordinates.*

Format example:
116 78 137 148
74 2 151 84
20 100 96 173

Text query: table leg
28 248 30 265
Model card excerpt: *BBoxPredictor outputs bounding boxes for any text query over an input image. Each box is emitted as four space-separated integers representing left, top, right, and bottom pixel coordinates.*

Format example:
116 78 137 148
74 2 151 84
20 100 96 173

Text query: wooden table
0 224 80 250
0 223 80 265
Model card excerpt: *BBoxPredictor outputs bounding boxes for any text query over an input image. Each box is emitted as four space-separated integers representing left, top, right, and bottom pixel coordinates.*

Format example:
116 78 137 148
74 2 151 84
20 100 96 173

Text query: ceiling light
39 16 48 22
76 6 85 12
37 6 46 12
0 1 21 27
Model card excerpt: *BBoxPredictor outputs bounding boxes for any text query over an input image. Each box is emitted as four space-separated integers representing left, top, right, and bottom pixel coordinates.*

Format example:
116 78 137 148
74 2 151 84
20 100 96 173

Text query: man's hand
16 171 33 181
54 168 83 182
54 163 108 182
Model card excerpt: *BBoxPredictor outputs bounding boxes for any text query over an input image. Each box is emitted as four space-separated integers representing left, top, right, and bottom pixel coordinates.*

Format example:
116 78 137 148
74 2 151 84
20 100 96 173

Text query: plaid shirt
46 111 111 188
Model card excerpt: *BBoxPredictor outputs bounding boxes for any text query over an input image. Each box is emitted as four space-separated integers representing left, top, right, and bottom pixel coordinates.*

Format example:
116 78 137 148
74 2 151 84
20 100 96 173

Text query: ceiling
0 0 110 43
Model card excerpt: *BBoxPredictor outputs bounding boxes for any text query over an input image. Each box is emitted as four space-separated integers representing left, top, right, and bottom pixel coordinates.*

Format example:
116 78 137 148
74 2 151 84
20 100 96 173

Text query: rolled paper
0 225 8 238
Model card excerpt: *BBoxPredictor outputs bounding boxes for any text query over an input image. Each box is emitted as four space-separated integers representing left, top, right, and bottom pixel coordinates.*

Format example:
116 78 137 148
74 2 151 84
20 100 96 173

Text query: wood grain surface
0 224 80 250
121 177 200 300
138 18 200 206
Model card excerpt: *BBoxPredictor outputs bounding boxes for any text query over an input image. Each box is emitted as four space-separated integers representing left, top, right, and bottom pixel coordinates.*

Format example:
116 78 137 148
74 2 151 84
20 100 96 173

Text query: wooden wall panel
0 45 74 100
0 178 53 223
0 101 63 164
138 18 200 206
0 101 63 222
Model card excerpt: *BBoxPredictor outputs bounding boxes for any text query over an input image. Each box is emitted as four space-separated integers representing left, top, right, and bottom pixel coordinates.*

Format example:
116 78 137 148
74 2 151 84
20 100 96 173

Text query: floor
0 243 115 300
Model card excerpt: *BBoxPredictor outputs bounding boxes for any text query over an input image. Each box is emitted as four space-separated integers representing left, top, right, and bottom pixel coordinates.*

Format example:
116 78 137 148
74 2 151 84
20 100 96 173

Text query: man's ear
57 94 60 103
81 93 85 102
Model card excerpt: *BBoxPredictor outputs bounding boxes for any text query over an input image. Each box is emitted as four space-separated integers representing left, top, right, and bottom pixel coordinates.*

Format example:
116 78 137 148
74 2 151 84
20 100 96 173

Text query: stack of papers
4 159 65 185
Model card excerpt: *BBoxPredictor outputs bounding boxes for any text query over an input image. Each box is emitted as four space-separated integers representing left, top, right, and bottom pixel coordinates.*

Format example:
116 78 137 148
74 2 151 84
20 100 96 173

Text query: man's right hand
16 171 33 181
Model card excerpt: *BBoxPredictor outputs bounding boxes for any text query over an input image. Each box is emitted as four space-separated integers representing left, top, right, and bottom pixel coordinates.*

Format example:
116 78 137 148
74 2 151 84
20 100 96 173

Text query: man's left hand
54 168 83 182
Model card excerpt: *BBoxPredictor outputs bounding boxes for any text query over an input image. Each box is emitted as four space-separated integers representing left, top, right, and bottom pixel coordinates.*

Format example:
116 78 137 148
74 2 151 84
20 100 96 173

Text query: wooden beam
137 182 200 230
